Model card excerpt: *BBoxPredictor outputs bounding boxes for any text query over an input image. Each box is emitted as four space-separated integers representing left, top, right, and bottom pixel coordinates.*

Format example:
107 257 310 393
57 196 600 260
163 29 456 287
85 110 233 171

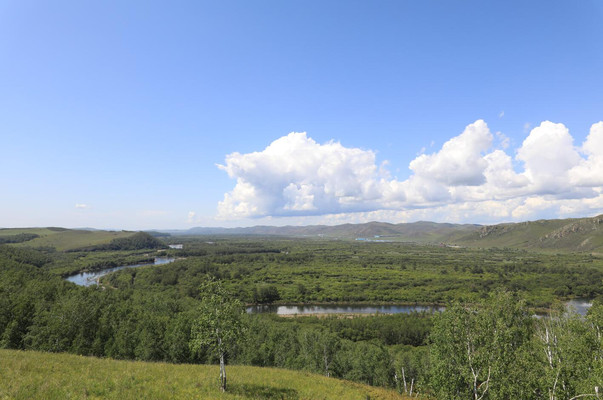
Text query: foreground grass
0 350 407 400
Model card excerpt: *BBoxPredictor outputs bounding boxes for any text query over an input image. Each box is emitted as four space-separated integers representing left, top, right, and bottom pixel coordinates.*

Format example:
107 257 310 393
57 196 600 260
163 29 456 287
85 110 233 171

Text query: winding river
65 257 175 287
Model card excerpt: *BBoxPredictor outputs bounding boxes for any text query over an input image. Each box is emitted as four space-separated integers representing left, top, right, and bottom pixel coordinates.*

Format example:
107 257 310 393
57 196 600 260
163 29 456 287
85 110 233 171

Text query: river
65 257 175 287
246 304 445 315
247 299 594 316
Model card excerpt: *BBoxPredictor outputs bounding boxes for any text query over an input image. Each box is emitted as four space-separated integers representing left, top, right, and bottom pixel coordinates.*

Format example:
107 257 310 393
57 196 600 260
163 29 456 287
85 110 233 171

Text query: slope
456 214 603 252
0 227 137 251
0 349 408 400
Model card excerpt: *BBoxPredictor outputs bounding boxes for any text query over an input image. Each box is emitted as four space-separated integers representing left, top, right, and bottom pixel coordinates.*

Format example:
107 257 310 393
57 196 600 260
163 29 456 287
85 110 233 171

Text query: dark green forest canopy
0 233 39 244
75 231 167 251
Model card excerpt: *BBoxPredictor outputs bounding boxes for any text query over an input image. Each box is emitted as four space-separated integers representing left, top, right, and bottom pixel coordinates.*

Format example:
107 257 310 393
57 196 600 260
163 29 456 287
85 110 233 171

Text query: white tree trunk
220 352 226 392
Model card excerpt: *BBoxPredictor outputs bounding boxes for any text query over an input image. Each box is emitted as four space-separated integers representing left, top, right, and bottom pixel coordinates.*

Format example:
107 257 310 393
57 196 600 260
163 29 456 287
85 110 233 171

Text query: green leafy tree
536 302 602 400
189 277 245 392
429 290 534 400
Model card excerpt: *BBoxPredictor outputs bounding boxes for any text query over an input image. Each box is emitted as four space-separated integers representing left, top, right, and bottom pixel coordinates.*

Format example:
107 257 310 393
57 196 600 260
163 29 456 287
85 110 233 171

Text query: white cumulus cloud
569 122 603 186
409 120 493 186
516 121 582 195
217 132 384 218
216 120 603 223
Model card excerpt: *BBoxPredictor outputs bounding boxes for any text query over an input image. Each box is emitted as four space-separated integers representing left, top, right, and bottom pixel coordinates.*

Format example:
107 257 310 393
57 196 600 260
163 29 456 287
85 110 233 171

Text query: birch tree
535 302 603 400
189 277 245 392
429 290 534 400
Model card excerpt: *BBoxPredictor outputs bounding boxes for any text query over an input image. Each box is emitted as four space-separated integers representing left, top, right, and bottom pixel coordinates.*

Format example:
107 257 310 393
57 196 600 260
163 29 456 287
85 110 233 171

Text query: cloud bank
217 120 603 223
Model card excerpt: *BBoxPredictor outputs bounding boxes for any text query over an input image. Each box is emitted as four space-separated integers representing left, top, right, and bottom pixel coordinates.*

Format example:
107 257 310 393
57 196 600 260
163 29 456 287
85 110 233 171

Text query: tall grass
0 350 407 400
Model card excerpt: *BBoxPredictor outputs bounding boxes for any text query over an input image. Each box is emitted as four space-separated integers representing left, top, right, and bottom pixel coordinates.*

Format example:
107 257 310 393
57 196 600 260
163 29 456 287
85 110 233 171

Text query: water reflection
65 257 175 287
248 300 594 316
565 299 593 316
246 304 445 315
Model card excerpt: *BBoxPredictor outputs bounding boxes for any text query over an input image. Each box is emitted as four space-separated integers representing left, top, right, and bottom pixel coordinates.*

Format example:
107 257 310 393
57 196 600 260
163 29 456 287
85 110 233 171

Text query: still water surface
248 300 594 316
246 304 445 315
565 299 594 316
65 257 175 287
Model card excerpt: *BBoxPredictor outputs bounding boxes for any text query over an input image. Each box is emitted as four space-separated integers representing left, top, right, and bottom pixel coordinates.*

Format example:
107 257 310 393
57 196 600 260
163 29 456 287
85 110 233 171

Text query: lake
65 257 175 287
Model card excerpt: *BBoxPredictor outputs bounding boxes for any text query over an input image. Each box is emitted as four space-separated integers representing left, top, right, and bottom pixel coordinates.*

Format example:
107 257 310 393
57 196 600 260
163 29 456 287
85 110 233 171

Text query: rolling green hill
0 349 408 400
455 214 603 253
0 228 139 251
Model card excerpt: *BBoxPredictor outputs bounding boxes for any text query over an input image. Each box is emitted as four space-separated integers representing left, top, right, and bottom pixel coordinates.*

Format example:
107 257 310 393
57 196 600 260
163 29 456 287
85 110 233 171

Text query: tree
254 284 281 304
535 302 602 400
429 290 534 400
189 277 245 392
298 329 340 377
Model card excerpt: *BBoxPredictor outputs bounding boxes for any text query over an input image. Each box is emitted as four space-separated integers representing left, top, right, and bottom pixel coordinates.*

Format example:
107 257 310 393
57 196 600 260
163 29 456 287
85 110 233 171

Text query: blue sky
1 1 603 229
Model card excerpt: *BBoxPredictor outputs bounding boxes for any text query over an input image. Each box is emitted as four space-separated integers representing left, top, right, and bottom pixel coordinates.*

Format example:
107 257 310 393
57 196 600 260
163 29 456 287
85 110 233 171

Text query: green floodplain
0 219 602 399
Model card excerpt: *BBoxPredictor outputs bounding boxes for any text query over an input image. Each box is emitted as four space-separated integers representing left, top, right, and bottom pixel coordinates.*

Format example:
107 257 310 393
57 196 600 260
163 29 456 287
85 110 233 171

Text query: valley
1 216 602 399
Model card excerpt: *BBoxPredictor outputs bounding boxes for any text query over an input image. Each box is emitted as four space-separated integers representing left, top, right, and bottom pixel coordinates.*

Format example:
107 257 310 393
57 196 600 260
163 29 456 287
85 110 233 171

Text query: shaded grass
0 350 408 400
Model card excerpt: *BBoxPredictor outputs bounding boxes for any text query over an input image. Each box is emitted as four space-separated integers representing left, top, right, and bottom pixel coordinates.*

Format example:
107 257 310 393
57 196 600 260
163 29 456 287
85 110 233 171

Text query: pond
246 304 445 315
65 257 175 287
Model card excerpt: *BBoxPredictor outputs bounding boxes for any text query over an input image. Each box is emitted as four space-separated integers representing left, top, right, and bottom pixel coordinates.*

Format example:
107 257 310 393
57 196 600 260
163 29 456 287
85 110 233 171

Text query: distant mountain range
4 215 602 253
161 220 478 241
160 214 603 253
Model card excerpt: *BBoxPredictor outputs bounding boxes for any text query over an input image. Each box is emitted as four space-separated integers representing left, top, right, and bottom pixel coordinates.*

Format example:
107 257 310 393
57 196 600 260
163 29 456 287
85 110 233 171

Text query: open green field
0 349 407 400
0 227 136 251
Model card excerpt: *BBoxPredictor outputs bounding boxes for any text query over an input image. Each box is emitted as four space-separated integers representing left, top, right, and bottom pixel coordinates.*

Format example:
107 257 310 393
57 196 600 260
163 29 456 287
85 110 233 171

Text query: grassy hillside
456 214 603 253
0 228 137 251
0 349 408 400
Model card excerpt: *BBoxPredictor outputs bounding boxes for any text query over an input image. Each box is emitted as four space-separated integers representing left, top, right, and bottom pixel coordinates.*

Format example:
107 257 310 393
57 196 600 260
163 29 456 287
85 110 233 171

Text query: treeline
0 244 50 267
73 232 167 252
0 233 39 244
